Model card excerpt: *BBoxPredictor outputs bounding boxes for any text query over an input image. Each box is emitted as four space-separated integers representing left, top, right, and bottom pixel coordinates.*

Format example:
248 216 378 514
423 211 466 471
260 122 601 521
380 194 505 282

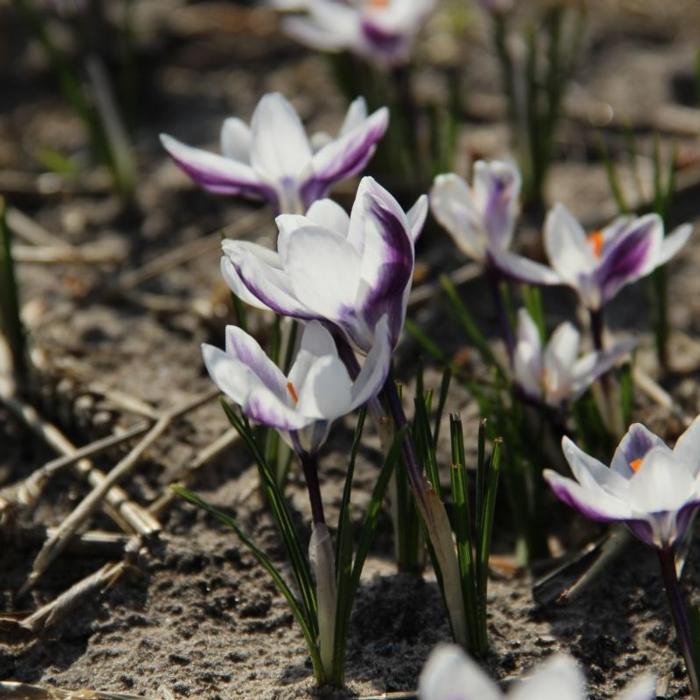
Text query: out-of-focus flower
221 176 428 353
430 161 560 285
202 318 391 455
419 644 656 700
283 0 436 68
161 93 388 214
545 419 700 550
513 308 634 408
544 204 692 311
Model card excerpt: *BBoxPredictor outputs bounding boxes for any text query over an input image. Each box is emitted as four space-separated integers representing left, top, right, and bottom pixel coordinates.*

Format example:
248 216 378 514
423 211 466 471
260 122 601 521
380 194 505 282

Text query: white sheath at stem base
309 522 337 680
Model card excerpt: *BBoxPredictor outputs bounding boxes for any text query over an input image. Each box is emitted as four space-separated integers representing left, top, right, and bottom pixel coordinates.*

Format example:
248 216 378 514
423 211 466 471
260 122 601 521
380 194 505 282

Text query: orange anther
588 229 604 258
286 381 299 404
368 0 390 7
629 458 643 473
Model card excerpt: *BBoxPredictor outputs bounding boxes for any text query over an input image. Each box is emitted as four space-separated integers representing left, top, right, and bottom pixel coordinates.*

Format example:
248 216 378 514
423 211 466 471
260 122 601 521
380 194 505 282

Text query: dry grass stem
20 388 219 594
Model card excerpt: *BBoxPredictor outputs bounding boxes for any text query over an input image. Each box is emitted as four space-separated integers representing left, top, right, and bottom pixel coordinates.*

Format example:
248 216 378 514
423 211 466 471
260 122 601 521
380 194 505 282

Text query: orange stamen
629 458 643 473
286 381 299 405
367 0 390 7
588 229 604 258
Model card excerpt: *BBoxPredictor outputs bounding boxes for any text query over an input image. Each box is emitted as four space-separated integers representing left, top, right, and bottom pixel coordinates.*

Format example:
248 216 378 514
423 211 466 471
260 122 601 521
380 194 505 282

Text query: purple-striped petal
160 134 274 202
223 243 317 320
302 107 389 207
596 215 661 304
610 423 667 477
225 326 287 396
544 470 631 523
472 160 520 251
354 182 417 347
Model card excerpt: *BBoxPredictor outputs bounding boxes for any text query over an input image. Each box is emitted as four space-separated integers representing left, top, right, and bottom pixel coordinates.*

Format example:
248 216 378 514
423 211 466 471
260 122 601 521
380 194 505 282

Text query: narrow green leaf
0 198 27 382
404 318 448 364
433 367 453 447
219 399 318 629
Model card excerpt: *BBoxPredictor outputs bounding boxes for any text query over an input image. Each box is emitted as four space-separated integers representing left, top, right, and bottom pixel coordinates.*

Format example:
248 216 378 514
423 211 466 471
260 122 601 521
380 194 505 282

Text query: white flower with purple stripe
160 93 388 214
220 176 428 354
545 419 700 550
430 161 560 285
545 204 693 311
419 644 655 700
514 308 635 408
283 0 436 68
202 318 391 455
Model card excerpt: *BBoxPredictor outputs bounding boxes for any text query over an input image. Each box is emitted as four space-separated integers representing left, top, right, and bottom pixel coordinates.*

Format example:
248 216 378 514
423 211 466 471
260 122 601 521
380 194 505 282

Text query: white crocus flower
221 176 428 354
513 308 635 408
283 0 436 69
161 93 388 214
544 204 693 311
201 318 391 455
545 418 700 550
431 161 560 285
419 644 656 700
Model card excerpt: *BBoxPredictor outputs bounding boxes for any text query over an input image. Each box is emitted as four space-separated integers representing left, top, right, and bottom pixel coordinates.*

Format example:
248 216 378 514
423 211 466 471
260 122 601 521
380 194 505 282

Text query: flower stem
300 452 326 526
590 307 605 352
658 547 700 699
487 267 515 363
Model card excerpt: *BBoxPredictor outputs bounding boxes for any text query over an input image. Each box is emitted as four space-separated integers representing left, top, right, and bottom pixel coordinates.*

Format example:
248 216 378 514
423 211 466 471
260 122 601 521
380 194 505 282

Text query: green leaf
219 399 318 630
0 198 27 382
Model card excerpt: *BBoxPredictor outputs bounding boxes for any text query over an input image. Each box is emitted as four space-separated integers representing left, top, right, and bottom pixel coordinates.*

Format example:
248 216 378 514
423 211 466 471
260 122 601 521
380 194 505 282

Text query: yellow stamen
286 381 299 405
588 229 604 258
630 458 643 473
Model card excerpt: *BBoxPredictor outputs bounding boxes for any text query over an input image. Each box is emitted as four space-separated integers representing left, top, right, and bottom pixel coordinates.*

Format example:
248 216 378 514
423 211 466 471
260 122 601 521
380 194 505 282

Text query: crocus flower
160 93 388 214
544 204 693 311
544 418 700 550
513 308 634 408
220 176 428 353
430 162 560 285
283 0 436 69
419 644 655 700
201 317 391 455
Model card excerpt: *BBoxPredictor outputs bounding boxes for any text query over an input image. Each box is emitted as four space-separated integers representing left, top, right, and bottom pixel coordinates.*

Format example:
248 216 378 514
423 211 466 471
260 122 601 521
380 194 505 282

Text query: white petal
629 447 696 515
543 322 579 401
418 644 502 700
223 241 315 319
673 415 700 475
407 194 429 243
615 674 657 700
201 343 264 405
561 436 629 496
430 173 486 262
513 309 543 400
471 160 520 251
250 93 312 181
224 325 287 395
569 339 635 403
244 385 314 431
491 249 560 285
160 133 264 196
221 117 252 163
510 655 585 700
286 226 362 319
221 256 274 312
545 469 632 522
296 355 353 420
544 204 596 285
350 315 392 408
611 423 668 477
656 223 693 267
339 97 368 137
305 199 351 234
